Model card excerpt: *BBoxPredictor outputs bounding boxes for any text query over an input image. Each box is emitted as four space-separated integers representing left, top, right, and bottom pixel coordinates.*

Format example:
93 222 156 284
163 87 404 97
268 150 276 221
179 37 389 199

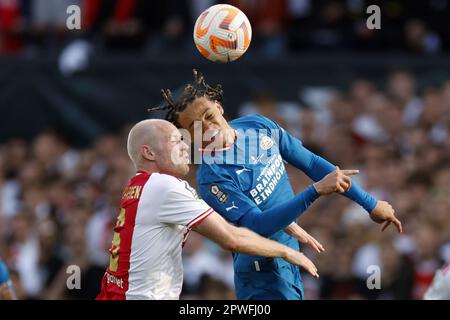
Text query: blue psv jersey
197 115 306 273
197 114 377 276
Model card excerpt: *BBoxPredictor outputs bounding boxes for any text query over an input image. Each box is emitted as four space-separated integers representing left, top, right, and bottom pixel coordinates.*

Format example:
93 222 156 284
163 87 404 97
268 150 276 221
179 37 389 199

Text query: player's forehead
153 121 178 140
168 128 182 141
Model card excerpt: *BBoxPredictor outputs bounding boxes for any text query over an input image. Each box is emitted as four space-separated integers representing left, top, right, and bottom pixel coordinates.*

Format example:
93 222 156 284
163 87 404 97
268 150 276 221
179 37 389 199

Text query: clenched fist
313 166 359 195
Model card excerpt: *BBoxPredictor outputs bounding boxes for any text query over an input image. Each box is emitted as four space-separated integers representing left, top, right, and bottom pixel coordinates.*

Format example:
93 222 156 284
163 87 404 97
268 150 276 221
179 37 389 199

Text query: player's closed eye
170 137 182 144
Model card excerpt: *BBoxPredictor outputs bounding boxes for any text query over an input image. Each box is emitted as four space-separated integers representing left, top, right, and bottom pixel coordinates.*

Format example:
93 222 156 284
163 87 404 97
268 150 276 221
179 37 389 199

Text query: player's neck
136 163 158 175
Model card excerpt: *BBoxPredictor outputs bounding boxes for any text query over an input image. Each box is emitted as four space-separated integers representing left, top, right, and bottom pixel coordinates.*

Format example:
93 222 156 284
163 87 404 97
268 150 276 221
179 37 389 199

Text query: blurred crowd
1 0 450 55
0 68 449 299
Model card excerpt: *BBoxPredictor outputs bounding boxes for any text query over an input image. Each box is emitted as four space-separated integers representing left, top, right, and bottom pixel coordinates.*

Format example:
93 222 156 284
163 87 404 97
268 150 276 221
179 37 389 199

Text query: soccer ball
193 4 252 63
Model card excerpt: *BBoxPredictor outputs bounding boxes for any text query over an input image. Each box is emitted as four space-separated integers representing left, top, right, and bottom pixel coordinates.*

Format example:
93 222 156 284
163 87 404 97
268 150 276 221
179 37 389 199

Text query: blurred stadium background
0 0 449 300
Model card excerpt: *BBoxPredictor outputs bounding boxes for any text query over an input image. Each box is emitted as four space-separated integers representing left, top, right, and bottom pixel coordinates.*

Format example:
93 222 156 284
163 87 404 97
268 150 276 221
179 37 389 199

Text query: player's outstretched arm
275 123 403 232
265 114 378 214
237 167 357 237
193 212 319 278
283 167 359 252
198 166 358 239
304 152 403 232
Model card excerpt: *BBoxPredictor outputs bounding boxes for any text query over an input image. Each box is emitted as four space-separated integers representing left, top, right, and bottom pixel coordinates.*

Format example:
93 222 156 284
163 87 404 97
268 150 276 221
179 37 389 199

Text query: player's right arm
197 169 354 238
260 115 402 233
193 212 319 278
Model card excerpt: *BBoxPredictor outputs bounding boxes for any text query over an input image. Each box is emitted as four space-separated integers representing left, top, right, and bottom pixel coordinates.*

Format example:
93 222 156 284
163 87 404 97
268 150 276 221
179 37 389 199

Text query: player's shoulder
197 162 233 185
196 162 218 183
230 114 279 130
128 171 153 186
150 172 184 190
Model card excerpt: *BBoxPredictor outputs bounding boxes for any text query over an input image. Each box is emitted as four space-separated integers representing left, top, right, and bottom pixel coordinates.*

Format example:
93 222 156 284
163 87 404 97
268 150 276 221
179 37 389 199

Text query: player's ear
141 145 156 161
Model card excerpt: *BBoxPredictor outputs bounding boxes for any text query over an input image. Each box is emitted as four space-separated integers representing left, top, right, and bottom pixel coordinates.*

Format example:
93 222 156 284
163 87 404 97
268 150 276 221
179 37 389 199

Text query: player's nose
202 120 213 132
180 140 189 151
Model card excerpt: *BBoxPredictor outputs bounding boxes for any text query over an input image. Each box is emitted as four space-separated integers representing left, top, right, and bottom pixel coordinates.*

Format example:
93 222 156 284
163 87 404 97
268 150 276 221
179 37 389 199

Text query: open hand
284 249 319 278
284 223 325 253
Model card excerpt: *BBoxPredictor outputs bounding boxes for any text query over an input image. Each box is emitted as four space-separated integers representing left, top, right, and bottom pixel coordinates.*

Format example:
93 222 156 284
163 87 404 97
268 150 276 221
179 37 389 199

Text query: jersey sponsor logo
210 184 229 203
260 135 274 150
105 271 124 289
225 201 238 212
249 154 285 205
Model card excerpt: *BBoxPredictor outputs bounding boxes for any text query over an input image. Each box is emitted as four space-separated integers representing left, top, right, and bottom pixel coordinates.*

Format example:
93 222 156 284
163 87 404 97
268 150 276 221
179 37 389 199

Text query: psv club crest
260 135 274 150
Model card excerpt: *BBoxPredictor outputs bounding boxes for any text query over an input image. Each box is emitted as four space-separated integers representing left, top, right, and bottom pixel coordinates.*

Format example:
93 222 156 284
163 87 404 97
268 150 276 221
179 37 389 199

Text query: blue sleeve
237 185 319 237
257 115 378 213
0 259 10 285
198 172 320 237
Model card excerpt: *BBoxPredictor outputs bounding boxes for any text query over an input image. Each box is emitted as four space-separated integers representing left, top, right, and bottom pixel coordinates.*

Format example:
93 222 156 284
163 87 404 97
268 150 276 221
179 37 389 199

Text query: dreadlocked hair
148 69 223 127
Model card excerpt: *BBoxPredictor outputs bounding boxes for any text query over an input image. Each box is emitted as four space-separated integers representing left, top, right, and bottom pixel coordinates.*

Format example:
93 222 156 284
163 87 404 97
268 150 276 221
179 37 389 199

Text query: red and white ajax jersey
97 171 213 300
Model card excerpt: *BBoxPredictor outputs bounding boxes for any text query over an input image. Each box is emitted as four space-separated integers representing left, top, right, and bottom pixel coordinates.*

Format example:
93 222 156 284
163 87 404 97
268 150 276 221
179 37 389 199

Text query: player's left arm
261 115 402 233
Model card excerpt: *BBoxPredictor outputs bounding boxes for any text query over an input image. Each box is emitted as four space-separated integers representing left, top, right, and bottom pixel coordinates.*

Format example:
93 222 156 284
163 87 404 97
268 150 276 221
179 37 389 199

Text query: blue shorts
234 262 304 300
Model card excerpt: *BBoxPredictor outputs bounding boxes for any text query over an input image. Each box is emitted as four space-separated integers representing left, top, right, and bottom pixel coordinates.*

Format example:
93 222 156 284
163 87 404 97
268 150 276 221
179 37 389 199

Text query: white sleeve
424 267 450 300
159 179 213 228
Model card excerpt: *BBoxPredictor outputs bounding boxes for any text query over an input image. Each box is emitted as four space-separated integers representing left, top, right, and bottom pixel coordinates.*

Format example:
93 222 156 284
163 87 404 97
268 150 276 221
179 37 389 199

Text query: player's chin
178 164 190 177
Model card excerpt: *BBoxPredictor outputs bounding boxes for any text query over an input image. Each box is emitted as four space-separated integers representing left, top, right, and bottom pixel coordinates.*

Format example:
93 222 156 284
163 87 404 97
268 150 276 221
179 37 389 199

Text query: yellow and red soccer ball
193 4 252 63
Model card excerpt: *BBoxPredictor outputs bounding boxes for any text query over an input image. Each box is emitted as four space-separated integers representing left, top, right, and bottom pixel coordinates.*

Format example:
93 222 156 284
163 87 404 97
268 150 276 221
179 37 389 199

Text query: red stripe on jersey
182 208 213 247
186 208 213 229
97 172 151 300
189 209 213 230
